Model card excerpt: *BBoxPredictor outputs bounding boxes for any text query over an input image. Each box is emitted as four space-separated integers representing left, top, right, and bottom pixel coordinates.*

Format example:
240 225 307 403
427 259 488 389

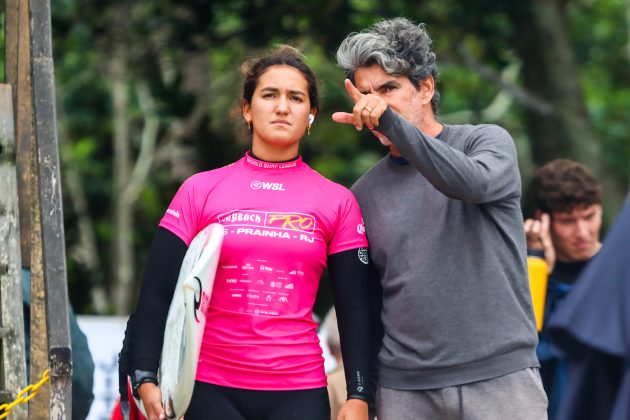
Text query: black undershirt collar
249 150 299 163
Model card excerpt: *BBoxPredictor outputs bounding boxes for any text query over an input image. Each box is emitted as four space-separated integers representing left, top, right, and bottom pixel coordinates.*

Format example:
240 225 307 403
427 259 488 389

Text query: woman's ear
242 101 252 122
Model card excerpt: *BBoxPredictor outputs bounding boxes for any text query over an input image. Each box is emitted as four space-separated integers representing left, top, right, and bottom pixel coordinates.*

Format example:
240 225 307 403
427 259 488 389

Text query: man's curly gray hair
336 17 440 114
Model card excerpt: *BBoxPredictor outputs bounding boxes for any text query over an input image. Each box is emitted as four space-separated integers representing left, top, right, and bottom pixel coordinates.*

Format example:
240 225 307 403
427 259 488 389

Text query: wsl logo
250 180 286 191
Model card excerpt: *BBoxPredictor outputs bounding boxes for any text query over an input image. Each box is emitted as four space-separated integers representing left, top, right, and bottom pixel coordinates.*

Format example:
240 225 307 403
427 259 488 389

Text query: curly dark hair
531 159 602 214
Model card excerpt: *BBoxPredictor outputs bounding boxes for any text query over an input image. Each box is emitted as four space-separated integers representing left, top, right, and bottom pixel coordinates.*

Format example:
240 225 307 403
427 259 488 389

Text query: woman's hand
337 398 369 420
137 382 166 420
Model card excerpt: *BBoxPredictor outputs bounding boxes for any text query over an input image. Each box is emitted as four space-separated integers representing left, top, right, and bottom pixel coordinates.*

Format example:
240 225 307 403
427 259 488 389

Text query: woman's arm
130 227 188 372
327 248 378 404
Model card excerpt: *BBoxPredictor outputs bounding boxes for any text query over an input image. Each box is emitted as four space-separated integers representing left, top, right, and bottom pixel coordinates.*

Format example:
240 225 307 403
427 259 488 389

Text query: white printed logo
166 208 180 218
250 180 286 191
357 222 366 235
358 248 369 265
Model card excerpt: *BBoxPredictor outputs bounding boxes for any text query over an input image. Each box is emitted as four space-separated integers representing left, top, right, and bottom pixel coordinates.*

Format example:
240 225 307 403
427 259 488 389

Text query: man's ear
419 76 435 105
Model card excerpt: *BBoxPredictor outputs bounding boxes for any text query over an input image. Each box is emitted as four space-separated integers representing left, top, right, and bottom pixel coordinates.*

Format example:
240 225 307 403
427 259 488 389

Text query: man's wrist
130 369 158 399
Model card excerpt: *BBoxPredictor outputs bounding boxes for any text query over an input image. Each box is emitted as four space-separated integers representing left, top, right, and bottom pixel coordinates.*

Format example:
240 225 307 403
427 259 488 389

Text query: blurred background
2 0 629 321
2 1 630 418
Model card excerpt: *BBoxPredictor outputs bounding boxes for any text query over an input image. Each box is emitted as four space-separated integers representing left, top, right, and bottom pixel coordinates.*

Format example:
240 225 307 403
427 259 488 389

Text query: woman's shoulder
301 163 353 197
183 160 241 187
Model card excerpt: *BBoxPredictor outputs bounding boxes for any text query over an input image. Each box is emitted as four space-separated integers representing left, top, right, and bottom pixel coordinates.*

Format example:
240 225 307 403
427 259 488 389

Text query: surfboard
135 223 223 419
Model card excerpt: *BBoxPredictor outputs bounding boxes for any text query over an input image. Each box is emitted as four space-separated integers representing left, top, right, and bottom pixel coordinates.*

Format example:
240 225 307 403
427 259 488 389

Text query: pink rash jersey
158 152 368 390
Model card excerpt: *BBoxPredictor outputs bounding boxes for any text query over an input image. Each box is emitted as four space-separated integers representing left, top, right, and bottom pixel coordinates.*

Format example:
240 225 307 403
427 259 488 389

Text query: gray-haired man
333 18 547 419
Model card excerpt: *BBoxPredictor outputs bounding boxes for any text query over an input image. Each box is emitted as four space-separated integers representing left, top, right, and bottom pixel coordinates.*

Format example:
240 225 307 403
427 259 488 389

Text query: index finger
344 79 363 103
540 213 550 238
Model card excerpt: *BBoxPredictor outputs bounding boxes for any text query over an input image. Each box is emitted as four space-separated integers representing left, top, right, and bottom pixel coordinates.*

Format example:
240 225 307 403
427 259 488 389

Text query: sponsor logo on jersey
219 210 317 236
357 220 366 234
220 211 263 224
288 270 305 276
166 208 180 218
266 213 315 233
250 180 286 191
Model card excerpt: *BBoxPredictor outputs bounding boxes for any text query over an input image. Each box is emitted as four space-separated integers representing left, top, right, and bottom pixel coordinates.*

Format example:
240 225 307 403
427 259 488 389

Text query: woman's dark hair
241 45 319 110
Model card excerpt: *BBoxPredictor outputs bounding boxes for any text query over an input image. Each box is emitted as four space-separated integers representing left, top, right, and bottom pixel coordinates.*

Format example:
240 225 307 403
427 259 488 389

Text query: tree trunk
509 0 623 218
111 50 135 315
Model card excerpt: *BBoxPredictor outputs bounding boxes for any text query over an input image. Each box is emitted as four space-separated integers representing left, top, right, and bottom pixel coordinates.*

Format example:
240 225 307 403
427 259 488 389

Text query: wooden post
30 0 73 417
7 0 33 270
11 0 52 417
0 85 28 418
29 172 49 420
17 0 33 269
4 0 18 91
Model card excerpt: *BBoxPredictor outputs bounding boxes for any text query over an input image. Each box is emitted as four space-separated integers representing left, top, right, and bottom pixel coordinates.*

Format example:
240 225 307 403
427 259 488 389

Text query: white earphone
308 114 315 125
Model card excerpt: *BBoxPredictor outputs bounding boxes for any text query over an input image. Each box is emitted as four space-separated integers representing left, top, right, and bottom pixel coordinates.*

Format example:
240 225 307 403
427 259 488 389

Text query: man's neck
422 114 443 138
387 109 443 156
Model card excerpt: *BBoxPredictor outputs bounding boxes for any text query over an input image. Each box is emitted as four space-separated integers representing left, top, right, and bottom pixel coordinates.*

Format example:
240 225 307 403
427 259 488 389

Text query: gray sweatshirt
352 108 539 389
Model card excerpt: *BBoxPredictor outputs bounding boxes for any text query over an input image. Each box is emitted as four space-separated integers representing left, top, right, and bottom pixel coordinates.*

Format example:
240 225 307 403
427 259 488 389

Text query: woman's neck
250 145 299 162
249 150 299 162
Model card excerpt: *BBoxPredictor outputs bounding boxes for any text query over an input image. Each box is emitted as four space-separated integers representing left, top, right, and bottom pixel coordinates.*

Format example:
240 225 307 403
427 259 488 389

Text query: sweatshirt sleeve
378 107 520 204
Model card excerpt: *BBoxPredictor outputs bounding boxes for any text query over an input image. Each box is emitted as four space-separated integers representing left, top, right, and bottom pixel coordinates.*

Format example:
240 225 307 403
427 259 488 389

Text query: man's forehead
553 203 602 219
354 65 399 86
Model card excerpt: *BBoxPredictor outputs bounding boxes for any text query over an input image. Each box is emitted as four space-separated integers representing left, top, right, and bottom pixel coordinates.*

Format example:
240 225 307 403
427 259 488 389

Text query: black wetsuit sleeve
130 227 188 372
328 248 381 405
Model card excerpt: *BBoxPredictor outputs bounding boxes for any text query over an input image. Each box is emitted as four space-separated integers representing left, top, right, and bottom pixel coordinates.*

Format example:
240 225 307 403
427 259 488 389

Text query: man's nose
575 220 590 237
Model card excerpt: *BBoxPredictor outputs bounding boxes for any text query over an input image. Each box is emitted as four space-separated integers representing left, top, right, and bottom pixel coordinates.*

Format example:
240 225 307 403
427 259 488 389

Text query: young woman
126 46 374 420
